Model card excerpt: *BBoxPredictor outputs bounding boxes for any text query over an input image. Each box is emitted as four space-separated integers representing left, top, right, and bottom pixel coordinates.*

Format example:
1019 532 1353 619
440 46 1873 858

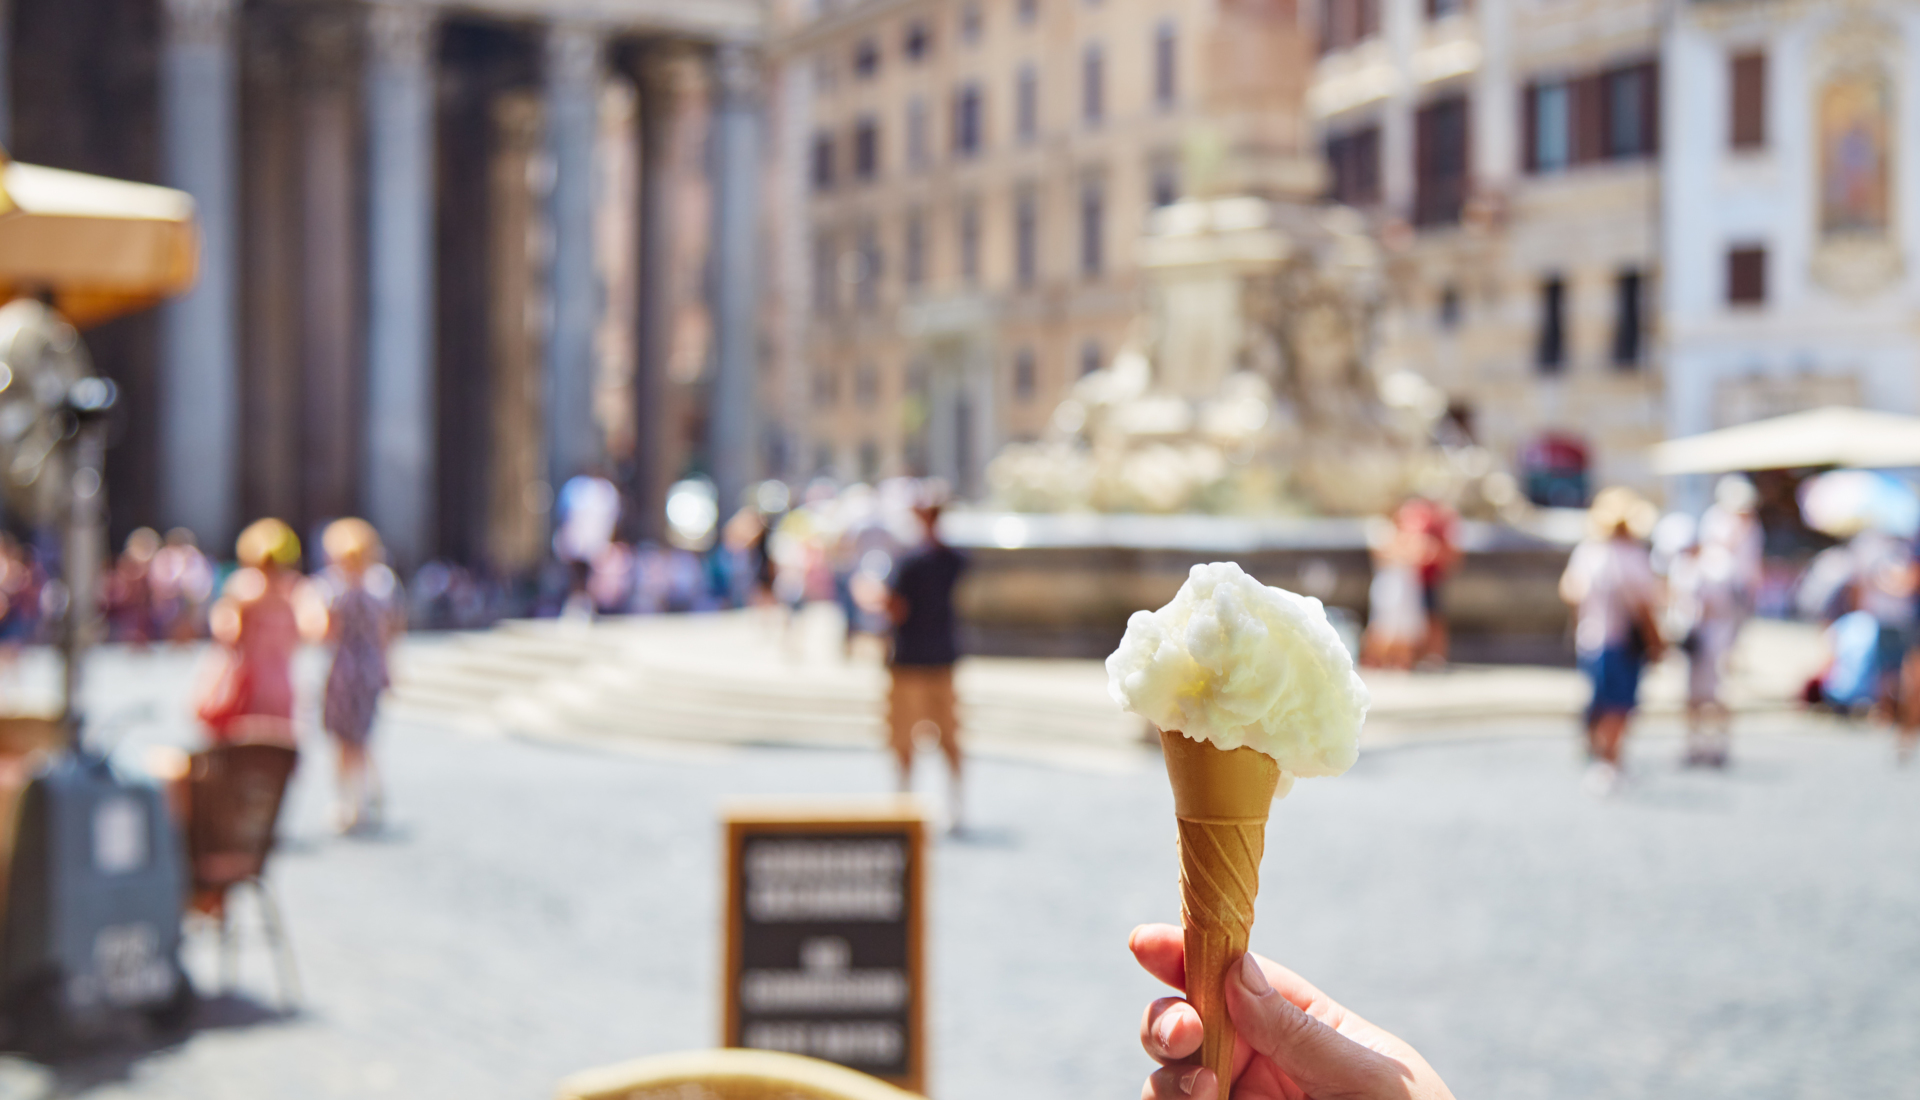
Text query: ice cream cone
1161 728 1280 1100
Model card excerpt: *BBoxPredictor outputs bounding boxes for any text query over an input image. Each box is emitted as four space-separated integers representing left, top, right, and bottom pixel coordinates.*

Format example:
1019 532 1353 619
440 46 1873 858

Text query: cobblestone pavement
5 646 1918 1100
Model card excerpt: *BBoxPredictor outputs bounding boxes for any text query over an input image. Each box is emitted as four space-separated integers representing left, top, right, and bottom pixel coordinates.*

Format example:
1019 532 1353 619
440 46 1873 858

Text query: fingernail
1153 1014 1176 1050
1178 1067 1208 1095
1240 953 1271 995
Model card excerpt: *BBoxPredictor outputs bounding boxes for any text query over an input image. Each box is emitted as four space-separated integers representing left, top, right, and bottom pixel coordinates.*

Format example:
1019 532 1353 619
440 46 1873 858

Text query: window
810 132 835 191
904 210 927 288
1016 66 1039 143
1536 276 1565 373
1319 0 1380 54
1605 66 1651 159
1526 82 1569 173
906 97 929 170
960 1 982 43
1727 246 1766 306
812 233 838 314
855 223 883 307
853 116 880 181
1153 22 1177 109
1414 96 1468 227
954 83 984 156
855 363 879 407
1611 269 1642 367
1082 42 1104 126
1439 284 1461 330
1150 161 1179 208
1426 0 1465 16
1013 348 1037 402
1527 62 1657 171
1730 51 1766 150
1079 179 1104 277
904 19 932 62
853 38 880 79
1017 0 1038 24
960 202 981 284
1079 339 1103 376
1015 189 1039 286
1326 126 1380 205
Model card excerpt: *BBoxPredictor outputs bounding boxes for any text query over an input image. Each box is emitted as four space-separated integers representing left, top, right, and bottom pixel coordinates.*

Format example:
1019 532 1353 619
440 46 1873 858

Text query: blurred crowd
1546 471 1920 796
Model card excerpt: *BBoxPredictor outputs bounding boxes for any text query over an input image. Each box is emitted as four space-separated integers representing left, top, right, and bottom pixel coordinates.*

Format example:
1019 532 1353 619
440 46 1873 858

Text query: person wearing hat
195 518 310 746
311 518 401 832
1560 487 1665 795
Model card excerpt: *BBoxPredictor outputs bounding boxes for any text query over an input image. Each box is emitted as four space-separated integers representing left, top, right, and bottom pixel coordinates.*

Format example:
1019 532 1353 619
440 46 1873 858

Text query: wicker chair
183 741 300 1007
555 1049 926 1100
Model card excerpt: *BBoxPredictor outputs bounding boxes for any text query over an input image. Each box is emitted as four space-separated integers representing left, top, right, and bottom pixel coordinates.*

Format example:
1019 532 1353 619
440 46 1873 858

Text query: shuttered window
1536 276 1566 373
1415 96 1469 227
1727 246 1766 306
1730 51 1766 150
1327 126 1381 205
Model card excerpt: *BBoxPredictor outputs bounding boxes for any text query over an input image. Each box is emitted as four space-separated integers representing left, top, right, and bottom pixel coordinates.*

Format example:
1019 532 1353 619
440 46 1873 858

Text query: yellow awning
0 152 199 328
1651 406 1920 474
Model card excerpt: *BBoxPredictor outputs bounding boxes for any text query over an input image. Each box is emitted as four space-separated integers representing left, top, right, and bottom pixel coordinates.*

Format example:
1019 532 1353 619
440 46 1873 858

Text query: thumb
1224 954 1399 1097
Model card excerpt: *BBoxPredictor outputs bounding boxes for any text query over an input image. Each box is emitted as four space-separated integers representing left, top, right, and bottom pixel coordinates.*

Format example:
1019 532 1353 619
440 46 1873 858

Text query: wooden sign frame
722 799 928 1095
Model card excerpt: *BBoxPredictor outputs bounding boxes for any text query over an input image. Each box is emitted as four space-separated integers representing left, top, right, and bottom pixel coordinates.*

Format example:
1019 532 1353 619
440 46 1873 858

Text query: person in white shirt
1560 488 1664 795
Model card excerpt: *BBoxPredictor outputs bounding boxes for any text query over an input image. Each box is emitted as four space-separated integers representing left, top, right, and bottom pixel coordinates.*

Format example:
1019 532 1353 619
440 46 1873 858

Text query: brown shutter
1730 52 1766 149
1641 61 1659 156
1727 246 1766 305
1522 81 1539 172
1571 74 1604 164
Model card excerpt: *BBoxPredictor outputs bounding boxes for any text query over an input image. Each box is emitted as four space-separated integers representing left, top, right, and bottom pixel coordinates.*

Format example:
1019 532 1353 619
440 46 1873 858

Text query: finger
1142 1064 1216 1100
1141 996 1203 1063
1129 923 1187 992
1224 953 1405 1097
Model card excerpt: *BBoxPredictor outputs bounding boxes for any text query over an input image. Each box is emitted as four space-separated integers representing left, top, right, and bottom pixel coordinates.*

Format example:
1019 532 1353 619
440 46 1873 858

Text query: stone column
159 0 239 549
706 43 761 516
631 48 682 541
544 23 604 496
298 13 362 524
0 0 13 148
363 2 436 569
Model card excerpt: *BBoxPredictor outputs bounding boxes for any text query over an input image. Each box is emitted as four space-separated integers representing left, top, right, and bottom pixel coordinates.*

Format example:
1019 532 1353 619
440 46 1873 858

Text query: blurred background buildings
764 0 1319 496
4 0 1920 566
8 0 760 570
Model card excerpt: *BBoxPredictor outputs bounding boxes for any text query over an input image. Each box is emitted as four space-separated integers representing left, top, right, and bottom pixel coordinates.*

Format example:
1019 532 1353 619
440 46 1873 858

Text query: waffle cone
1161 729 1279 1100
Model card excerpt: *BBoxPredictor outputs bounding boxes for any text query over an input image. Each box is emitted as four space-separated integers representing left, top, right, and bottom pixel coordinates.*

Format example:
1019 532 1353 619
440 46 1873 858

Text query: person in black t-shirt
887 501 968 829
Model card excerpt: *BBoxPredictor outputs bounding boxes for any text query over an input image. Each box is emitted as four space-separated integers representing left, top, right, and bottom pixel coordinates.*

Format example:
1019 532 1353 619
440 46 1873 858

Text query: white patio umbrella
1651 406 1920 474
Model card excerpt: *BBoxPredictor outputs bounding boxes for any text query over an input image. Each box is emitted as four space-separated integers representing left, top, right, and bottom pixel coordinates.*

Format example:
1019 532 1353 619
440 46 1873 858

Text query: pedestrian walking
195 518 308 747
886 495 968 831
312 518 400 833
1661 514 1744 766
1362 518 1426 671
1402 498 1460 666
151 527 214 641
104 527 160 645
1560 487 1663 796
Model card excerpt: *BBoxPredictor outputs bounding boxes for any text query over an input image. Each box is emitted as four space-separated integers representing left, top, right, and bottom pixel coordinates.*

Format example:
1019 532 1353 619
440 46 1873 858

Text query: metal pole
60 407 110 742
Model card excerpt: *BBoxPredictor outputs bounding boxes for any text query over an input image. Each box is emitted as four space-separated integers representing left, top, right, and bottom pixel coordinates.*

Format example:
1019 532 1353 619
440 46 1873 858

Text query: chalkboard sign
723 801 927 1094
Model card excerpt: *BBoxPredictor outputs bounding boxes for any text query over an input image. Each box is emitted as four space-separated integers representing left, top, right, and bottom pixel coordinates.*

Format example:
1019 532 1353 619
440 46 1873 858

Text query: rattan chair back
555 1049 925 1100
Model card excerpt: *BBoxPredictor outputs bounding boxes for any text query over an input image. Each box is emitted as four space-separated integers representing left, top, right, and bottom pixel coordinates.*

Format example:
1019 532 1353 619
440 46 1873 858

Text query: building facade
9 0 763 568
767 0 1318 497
1309 0 1667 504
1664 0 1920 509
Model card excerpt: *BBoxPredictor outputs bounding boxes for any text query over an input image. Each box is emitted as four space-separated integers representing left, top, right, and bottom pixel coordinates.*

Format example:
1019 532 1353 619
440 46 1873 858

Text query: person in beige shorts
886 501 968 830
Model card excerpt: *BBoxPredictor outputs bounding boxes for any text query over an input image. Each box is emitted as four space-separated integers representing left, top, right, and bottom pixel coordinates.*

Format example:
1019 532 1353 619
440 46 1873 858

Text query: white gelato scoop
1107 561 1369 791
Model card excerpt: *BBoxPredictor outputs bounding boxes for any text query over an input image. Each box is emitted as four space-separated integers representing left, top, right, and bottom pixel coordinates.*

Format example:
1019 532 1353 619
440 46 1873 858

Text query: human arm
1131 923 1455 1100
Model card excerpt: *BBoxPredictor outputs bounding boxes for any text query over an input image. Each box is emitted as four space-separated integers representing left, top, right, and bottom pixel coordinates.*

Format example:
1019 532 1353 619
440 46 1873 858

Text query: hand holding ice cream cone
1109 562 1370 1099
